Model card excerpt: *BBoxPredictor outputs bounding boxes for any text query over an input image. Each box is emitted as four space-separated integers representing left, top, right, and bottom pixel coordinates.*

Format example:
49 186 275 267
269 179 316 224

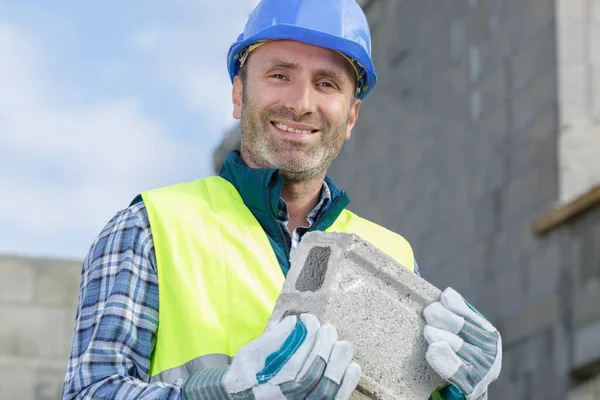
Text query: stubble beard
239 90 349 183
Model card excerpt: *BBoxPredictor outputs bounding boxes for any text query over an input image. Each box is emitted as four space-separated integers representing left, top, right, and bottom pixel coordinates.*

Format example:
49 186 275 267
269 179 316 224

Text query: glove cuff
183 366 231 400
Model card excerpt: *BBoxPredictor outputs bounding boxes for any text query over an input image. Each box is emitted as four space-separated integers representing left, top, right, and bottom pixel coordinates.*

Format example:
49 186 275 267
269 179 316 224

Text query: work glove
183 313 360 400
423 288 502 400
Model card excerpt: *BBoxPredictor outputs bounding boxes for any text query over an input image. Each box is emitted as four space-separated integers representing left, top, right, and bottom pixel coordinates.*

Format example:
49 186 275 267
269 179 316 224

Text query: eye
270 73 287 80
317 81 333 88
317 80 341 90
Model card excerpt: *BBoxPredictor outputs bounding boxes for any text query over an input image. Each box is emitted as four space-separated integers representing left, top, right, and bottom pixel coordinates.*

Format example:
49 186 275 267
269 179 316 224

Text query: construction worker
62 0 502 399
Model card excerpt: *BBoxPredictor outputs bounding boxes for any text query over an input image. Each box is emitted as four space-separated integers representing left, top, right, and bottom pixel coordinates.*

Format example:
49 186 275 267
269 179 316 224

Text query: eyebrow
266 58 302 71
314 68 346 83
265 58 349 84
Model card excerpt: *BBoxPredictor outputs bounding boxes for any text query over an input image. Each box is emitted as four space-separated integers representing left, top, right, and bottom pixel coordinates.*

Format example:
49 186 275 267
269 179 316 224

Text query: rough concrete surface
0 255 81 400
267 231 445 400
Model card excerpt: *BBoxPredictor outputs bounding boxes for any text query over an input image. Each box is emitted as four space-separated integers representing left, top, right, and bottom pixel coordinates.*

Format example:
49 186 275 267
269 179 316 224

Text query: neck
238 150 325 232
281 177 324 233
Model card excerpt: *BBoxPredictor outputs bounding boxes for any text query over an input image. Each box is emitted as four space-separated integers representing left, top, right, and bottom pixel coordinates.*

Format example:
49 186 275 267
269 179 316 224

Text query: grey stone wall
324 0 600 398
5 0 598 399
0 255 81 400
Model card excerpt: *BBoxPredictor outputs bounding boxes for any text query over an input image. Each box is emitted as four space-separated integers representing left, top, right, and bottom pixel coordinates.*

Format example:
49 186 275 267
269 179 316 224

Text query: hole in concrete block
295 246 330 292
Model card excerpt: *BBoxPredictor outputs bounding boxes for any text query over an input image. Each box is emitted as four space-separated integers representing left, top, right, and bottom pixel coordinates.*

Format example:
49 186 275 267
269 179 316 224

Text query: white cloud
128 0 256 139
0 24 198 259
0 1 266 259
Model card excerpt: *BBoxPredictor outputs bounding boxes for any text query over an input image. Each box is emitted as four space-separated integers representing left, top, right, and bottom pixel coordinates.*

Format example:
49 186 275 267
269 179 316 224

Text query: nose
285 79 316 117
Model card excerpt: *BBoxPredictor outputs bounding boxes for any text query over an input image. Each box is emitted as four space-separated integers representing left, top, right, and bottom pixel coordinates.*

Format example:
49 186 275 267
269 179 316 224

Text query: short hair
238 64 248 86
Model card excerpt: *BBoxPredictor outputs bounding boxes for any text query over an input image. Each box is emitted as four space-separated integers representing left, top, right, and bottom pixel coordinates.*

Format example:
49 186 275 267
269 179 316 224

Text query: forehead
247 40 355 78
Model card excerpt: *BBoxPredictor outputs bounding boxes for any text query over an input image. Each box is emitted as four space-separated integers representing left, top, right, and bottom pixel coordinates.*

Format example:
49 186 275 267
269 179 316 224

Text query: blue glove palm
424 288 501 400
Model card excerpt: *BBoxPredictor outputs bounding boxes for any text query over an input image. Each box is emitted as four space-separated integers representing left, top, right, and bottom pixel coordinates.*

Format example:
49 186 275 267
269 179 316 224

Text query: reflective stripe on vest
142 176 415 382
149 353 231 384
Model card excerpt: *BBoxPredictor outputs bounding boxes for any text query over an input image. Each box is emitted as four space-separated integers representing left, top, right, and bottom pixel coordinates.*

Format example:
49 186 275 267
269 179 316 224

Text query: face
231 40 361 183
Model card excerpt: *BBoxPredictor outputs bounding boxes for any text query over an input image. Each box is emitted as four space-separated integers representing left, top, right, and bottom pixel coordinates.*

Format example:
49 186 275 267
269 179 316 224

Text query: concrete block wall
561 204 600 390
326 0 578 398
556 0 600 204
0 255 81 400
570 372 600 399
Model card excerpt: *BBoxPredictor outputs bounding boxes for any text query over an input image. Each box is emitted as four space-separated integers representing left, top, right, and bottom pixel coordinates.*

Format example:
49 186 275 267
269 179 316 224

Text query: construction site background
3 0 600 399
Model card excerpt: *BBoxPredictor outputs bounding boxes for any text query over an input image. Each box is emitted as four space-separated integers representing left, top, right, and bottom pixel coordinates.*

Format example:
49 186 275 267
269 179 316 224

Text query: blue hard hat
227 0 377 100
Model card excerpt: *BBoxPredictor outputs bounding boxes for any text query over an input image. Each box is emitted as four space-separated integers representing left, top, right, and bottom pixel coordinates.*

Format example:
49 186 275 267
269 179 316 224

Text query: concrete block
479 65 506 110
473 104 507 142
0 356 66 400
267 232 445 400
557 19 587 64
502 295 559 344
488 373 528 400
572 320 600 371
509 329 553 375
559 121 600 203
509 24 554 90
0 306 75 359
527 241 561 304
468 139 507 202
465 1 494 44
594 66 600 115
511 69 556 132
473 192 500 240
506 0 553 54
0 257 36 304
595 0 600 24
557 0 586 21
569 379 600 400
500 168 537 226
531 363 567 400
509 133 555 182
34 260 81 307
492 264 528 320
590 23 600 66
558 64 588 120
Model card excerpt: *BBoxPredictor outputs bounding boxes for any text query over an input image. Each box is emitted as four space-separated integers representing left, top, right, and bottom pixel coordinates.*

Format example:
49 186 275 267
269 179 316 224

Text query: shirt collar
277 181 332 226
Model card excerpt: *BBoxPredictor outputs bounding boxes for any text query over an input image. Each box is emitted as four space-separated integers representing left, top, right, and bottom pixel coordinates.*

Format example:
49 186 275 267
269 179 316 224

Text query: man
62 0 501 399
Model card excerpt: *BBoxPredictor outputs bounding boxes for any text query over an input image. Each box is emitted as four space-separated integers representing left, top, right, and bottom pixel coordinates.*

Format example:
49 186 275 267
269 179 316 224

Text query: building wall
0 255 81 400
556 0 600 203
4 1 600 399
324 0 600 398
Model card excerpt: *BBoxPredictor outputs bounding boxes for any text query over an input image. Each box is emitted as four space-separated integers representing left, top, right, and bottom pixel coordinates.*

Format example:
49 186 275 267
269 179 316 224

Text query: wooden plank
533 185 600 235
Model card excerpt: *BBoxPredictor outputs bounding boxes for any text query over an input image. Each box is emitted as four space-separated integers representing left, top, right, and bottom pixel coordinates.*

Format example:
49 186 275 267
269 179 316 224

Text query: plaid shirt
277 182 331 252
61 182 419 399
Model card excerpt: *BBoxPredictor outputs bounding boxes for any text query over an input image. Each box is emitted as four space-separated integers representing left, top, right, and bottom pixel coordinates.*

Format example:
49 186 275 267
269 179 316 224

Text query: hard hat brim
227 24 376 99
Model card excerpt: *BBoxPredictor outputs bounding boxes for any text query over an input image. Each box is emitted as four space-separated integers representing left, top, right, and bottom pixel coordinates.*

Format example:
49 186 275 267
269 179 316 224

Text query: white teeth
275 122 314 135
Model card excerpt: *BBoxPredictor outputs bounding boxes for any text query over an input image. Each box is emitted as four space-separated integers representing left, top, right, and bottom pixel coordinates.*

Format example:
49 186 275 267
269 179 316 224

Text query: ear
232 75 243 120
344 99 361 140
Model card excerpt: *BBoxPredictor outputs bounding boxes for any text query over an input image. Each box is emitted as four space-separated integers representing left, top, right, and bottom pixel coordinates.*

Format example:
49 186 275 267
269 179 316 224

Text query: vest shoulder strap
327 209 415 271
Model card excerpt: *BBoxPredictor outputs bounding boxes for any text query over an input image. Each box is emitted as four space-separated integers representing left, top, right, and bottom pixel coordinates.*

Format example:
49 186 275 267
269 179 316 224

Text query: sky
0 0 260 260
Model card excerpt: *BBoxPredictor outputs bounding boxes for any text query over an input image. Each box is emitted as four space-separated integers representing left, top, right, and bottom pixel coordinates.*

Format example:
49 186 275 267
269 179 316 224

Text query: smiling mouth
271 121 319 135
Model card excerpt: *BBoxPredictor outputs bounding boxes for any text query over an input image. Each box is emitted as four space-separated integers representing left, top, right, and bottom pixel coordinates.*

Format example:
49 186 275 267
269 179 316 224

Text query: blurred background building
214 0 600 399
3 0 600 399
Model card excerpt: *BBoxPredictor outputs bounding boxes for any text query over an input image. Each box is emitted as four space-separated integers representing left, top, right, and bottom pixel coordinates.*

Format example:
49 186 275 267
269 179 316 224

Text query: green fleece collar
218 150 350 275
218 150 349 223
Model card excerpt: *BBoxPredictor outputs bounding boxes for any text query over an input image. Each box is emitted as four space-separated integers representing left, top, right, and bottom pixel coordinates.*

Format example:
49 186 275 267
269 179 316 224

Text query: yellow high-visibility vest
141 176 414 382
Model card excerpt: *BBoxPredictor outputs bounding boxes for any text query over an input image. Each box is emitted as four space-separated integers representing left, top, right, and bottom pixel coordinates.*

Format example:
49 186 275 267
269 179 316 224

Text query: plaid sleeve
414 257 421 277
61 202 183 399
